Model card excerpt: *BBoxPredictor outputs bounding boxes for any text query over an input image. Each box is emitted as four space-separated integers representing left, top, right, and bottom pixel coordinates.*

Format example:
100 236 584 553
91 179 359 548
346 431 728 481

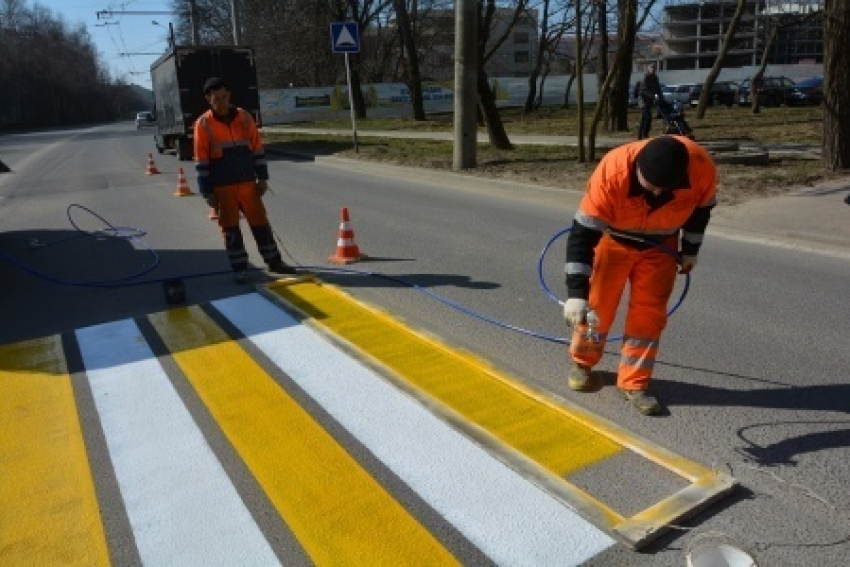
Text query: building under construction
661 0 824 71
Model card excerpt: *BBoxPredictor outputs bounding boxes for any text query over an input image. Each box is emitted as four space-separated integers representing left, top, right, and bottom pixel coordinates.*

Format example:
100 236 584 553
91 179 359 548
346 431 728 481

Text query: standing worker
563 136 717 415
194 77 296 283
637 63 664 140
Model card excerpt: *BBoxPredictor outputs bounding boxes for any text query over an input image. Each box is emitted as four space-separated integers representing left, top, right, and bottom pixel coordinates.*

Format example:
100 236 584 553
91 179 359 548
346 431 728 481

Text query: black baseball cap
203 77 229 95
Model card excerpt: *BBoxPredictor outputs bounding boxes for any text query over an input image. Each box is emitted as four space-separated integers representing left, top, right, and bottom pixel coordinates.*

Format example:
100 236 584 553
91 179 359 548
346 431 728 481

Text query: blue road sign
331 22 360 54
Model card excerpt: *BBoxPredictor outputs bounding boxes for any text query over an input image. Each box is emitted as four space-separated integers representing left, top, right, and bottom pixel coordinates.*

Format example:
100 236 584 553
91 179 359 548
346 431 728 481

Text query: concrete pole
189 0 200 45
453 0 477 170
231 0 242 45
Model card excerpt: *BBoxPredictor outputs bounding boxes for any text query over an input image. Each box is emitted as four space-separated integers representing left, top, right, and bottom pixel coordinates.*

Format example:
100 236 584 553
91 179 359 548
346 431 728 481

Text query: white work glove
562 298 588 327
256 179 269 196
679 255 698 275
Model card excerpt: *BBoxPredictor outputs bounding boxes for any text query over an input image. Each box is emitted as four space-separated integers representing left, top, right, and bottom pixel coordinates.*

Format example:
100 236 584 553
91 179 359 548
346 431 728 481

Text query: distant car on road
784 76 823 106
737 76 795 107
688 81 738 107
135 111 155 129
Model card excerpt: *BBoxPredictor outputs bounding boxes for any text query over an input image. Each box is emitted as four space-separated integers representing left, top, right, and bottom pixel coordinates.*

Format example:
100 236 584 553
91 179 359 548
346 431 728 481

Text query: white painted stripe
215 293 615 565
76 319 280 567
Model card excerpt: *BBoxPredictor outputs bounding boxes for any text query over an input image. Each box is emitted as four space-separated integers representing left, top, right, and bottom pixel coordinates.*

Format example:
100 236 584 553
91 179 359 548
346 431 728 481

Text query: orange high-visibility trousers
213 181 268 229
569 234 678 391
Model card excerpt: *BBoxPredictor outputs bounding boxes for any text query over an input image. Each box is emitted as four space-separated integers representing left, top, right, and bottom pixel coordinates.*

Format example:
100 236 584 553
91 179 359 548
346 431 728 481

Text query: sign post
330 22 360 153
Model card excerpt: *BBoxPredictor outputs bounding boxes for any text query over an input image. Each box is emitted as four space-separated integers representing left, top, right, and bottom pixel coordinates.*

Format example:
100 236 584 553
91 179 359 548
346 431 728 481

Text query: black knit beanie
636 136 689 189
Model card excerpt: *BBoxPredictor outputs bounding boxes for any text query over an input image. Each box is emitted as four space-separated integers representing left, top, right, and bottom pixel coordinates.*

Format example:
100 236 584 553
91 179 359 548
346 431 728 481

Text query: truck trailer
150 45 261 161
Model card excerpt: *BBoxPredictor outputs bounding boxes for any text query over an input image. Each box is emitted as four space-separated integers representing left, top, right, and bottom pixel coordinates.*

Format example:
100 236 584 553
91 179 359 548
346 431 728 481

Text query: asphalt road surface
1 122 848 566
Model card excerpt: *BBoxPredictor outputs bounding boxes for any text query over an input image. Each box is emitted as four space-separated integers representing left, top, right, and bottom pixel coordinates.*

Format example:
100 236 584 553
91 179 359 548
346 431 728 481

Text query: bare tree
524 0 573 112
393 0 426 119
477 0 529 149
695 0 747 118
822 0 850 170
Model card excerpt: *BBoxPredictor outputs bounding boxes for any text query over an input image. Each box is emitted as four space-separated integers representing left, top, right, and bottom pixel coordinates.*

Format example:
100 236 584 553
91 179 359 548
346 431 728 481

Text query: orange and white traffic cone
328 207 365 264
145 153 160 175
174 167 193 196
208 207 219 220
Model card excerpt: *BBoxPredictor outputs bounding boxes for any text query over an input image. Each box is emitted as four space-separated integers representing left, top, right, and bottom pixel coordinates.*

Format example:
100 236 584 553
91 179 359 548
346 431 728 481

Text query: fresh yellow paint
0 337 110 566
269 280 623 477
148 307 458 566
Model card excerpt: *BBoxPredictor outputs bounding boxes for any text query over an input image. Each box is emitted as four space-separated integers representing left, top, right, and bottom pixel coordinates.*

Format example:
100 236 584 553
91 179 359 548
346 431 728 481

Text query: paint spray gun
584 308 601 344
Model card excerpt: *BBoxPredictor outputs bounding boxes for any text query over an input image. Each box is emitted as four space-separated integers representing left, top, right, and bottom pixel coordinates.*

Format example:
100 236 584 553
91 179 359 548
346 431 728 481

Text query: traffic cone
174 167 193 196
208 207 219 220
145 153 160 175
328 207 365 264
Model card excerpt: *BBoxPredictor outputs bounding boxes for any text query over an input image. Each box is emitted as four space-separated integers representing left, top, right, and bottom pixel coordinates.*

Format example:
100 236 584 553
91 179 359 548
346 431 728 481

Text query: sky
35 0 175 89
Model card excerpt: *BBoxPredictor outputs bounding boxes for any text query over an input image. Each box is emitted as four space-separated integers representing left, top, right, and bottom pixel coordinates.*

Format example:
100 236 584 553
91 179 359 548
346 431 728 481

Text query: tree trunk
350 59 367 119
524 0 550 112
611 0 637 132
575 0 586 162
822 0 850 170
595 0 610 130
393 0 426 120
696 0 747 119
750 22 779 114
478 70 512 149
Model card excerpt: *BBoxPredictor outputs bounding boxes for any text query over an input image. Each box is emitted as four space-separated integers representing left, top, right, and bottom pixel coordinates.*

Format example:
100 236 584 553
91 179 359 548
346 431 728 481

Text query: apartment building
417 8 540 81
662 0 824 71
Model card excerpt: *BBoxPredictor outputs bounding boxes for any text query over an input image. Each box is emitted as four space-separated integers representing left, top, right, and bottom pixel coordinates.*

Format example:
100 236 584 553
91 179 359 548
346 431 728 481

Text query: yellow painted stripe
148 307 458 566
269 281 623 477
0 337 110 566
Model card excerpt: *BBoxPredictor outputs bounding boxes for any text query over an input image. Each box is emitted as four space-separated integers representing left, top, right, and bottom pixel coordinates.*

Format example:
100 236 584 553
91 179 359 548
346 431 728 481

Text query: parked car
135 111 155 129
737 76 795 107
661 84 698 104
784 76 823 106
688 81 738 107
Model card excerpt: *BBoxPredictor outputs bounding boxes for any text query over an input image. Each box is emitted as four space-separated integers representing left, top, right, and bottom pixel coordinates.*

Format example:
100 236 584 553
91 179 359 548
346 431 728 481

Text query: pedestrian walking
638 63 665 139
563 135 717 415
194 77 296 283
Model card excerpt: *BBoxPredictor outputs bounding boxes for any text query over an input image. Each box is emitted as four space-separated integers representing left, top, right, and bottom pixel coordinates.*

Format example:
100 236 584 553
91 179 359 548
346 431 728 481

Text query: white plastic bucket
685 532 758 567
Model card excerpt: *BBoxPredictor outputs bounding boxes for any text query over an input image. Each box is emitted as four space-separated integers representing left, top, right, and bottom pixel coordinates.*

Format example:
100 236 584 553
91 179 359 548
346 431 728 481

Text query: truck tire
177 138 193 161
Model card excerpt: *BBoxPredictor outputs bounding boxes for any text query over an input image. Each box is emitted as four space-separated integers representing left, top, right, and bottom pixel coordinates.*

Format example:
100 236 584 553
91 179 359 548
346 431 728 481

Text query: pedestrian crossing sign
331 22 359 53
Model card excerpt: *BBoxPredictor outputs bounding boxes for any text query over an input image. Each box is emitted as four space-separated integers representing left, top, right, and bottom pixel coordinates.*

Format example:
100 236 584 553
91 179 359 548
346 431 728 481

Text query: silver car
135 111 155 129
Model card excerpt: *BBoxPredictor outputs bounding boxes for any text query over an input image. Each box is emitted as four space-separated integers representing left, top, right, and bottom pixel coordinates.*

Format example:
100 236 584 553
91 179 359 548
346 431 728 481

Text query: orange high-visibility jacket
193 107 268 196
566 136 717 299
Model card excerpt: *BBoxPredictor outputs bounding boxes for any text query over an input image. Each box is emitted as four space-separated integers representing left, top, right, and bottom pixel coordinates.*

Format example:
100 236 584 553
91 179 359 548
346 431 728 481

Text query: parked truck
150 45 261 161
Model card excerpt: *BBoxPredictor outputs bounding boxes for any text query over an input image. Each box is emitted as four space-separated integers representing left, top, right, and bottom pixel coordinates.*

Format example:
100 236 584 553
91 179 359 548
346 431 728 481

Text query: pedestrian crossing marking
0 337 110 567
262 277 737 549
265 279 623 477
77 319 279 565
148 306 460 565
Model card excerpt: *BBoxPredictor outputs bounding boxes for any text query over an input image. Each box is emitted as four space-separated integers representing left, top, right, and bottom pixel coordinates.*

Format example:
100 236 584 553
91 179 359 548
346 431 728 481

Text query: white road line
215 293 615 566
76 319 281 567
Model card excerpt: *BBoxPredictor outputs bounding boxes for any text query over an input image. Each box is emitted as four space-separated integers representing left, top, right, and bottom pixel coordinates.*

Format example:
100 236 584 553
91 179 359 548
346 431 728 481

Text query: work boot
567 363 594 392
234 270 249 284
619 389 663 416
267 259 297 275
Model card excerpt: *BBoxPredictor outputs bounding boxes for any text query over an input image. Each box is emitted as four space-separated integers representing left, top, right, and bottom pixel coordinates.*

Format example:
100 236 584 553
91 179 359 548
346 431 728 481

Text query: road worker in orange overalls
194 77 296 284
563 135 717 415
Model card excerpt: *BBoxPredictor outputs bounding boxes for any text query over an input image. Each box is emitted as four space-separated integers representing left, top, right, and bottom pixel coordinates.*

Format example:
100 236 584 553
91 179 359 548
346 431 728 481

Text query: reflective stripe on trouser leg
250 224 282 266
223 226 249 272
570 235 633 368
617 245 677 390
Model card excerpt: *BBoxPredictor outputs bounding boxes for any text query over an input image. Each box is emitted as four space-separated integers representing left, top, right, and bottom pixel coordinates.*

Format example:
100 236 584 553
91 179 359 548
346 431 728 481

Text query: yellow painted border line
148 306 459 565
0 336 110 566
260 277 737 550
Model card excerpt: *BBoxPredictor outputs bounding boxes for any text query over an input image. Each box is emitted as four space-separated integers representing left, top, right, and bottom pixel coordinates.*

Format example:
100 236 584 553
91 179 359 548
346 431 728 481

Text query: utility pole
453 0 477 170
231 0 242 44
189 0 200 45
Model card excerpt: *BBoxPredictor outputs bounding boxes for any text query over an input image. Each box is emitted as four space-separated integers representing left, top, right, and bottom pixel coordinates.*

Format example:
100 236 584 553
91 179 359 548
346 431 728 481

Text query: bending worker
194 76 296 283
563 135 717 415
